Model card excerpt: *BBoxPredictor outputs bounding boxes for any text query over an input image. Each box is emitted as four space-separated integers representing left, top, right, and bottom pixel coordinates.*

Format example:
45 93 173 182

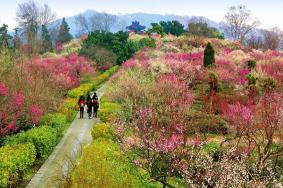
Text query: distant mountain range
51 10 220 37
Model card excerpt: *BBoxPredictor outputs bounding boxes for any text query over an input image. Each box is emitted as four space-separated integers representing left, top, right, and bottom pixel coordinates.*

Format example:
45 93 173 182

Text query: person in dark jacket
78 96 85 118
92 94 99 118
86 94 93 119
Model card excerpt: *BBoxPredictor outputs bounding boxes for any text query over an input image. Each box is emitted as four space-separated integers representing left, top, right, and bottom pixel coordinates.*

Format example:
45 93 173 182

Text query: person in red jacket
78 96 85 119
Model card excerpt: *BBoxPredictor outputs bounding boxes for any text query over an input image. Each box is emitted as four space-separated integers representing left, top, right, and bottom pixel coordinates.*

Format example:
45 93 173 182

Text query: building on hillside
126 21 146 34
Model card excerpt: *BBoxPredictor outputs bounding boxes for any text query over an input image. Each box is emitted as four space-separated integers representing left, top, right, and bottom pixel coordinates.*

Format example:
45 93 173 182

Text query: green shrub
98 102 121 123
91 123 116 141
0 143 36 187
204 42 215 68
70 139 144 188
203 141 220 153
67 83 92 98
40 113 67 135
67 66 119 99
247 60 256 70
246 74 258 85
262 77 276 91
79 44 117 70
80 30 138 65
40 113 66 127
138 38 156 49
4 126 58 158
60 98 78 122
41 52 58 58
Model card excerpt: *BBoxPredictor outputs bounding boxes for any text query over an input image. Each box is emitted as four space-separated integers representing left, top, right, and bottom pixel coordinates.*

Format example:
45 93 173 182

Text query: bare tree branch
221 5 260 43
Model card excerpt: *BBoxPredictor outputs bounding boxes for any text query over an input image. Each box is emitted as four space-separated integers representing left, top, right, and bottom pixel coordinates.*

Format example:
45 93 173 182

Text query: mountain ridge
54 9 220 36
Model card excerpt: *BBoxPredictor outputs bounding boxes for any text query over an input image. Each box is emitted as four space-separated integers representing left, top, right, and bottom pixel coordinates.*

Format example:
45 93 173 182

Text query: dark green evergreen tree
0 24 12 48
13 28 21 49
160 20 185 36
188 21 224 39
204 42 215 68
147 23 165 37
58 17 73 43
41 24 53 53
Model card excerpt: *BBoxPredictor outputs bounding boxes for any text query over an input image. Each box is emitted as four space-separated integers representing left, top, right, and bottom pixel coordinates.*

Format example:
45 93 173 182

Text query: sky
0 0 283 30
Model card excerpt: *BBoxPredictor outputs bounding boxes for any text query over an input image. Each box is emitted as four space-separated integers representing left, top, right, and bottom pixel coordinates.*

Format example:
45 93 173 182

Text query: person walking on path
92 93 99 118
86 94 93 119
93 92 98 100
78 96 85 119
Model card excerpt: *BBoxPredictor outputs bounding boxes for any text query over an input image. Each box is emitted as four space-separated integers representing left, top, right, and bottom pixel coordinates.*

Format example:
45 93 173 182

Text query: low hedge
91 123 116 141
4 126 58 158
60 98 78 122
66 65 119 99
40 113 67 134
98 102 121 123
70 139 144 188
66 83 93 98
0 143 36 187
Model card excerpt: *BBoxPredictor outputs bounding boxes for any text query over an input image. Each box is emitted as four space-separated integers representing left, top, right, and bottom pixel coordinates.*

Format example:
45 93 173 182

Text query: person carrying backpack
92 94 99 118
86 94 93 119
78 96 85 119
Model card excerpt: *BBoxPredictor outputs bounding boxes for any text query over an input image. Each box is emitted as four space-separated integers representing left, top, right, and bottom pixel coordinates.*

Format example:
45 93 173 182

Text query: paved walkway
26 84 107 188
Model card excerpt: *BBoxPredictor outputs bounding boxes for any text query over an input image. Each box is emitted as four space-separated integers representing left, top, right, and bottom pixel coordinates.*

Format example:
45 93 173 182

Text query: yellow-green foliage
60 98 78 122
129 34 148 42
59 39 82 57
4 126 58 158
98 102 121 123
40 113 66 127
0 143 36 187
70 139 143 188
41 52 58 58
40 113 67 134
67 65 119 99
91 123 116 141
67 83 93 98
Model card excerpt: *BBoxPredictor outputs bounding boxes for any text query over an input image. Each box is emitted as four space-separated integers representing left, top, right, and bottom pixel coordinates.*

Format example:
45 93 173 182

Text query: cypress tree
13 28 21 49
57 17 73 43
41 24 53 53
203 42 215 68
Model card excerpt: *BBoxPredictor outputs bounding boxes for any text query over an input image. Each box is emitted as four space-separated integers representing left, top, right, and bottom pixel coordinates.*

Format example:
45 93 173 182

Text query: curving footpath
26 84 107 188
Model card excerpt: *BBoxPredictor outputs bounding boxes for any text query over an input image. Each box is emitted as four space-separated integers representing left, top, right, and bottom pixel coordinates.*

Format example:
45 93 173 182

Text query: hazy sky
0 0 282 30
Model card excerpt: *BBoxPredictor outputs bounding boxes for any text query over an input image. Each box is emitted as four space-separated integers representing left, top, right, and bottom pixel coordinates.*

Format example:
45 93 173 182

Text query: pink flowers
24 54 94 90
166 53 190 61
12 91 24 108
55 42 63 52
0 83 8 96
261 61 283 82
122 59 136 69
223 102 253 132
29 105 44 124
238 68 250 84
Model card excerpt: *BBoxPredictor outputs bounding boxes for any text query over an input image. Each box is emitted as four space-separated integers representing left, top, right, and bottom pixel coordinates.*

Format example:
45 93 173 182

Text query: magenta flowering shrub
55 42 63 52
261 61 283 82
0 84 23 135
29 105 44 124
0 54 94 136
0 83 8 96
215 57 238 83
24 54 94 90
222 92 283 173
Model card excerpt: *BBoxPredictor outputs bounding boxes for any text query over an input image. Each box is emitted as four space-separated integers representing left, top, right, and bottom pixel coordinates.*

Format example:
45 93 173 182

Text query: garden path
26 84 107 188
